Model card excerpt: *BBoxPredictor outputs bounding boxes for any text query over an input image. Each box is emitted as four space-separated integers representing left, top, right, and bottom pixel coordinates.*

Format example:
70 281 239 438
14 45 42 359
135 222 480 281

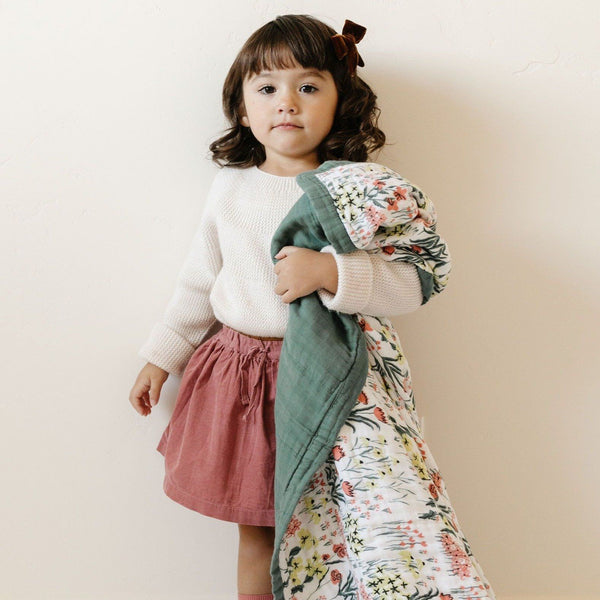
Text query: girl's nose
278 94 297 113
278 104 297 113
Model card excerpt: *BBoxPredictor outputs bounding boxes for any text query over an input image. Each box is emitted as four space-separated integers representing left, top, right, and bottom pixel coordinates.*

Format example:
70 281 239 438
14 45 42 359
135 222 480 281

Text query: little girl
129 14 495 600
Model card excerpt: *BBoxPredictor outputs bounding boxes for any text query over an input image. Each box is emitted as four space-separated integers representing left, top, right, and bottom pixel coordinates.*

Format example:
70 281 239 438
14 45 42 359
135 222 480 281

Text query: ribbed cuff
316 245 374 314
138 323 196 377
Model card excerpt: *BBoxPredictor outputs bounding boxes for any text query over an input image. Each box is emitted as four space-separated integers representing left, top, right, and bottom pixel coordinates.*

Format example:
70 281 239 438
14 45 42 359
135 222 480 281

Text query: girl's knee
238 524 275 552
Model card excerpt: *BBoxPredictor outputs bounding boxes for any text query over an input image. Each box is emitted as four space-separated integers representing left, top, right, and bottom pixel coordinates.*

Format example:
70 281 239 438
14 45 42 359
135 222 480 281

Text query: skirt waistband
217 325 284 362
224 325 284 342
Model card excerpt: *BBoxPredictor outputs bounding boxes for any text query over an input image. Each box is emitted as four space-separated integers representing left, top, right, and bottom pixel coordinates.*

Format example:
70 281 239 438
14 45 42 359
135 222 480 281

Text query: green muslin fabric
269 160 369 595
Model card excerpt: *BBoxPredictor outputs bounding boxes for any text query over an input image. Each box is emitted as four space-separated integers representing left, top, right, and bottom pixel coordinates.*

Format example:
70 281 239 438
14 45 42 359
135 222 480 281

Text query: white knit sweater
139 165 423 376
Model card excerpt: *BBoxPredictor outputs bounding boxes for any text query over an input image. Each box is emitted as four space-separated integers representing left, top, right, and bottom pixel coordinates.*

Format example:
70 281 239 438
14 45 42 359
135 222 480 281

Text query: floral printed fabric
276 315 496 600
275 163 495 599
315 162 452 302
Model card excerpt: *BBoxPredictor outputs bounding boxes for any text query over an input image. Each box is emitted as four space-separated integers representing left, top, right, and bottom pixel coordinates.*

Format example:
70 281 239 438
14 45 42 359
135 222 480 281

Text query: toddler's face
240 63 338 173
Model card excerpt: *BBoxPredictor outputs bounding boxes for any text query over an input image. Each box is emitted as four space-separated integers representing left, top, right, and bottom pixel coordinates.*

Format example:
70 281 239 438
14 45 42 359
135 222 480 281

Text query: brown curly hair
209 14 386 168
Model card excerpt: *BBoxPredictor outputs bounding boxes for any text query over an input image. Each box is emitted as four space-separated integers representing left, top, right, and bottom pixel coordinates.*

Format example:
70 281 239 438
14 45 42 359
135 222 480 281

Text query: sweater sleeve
316 245 423 316
138 172 224 376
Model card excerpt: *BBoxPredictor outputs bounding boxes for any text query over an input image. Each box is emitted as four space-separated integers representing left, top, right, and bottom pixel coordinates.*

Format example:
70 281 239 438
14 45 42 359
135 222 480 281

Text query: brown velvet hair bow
330 19 367 76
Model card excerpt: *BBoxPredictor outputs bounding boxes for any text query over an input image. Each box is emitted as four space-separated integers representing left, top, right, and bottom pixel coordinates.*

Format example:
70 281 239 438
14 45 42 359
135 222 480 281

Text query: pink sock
238 594 274 600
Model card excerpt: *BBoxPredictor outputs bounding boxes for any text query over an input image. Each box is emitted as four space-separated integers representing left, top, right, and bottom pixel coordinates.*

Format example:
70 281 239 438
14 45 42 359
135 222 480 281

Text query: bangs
239 17 336 79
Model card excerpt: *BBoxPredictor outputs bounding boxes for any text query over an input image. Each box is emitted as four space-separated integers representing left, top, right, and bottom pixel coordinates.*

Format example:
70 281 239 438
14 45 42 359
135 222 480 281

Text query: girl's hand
273 246 338 303
129 362 169 416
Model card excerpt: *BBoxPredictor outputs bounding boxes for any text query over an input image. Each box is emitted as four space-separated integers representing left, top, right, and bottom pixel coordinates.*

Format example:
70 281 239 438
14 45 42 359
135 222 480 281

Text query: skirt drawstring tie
238 345 270 421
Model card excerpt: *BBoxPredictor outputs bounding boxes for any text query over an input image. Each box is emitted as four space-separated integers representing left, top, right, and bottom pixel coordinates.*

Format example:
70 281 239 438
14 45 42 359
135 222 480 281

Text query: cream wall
2 1 599 599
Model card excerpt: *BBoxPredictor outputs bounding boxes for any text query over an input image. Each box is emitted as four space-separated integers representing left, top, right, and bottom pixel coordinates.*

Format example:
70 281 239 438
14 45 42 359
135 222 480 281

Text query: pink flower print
451 514 459 531
441 533 473 579
330 569 343 584
341 481 355 497
431 470 444 492
357 391 369 404
359 580 375 600
332 445 346 460
429 482 439 500
410 245 423 253
381 245 395 256
373 179 386 189
393 186 408 203
407 205 420 219
365 204 385 228
413 217 426 227
333 543 347 558
357 317 373 332
286 516 301 537
374 406 388 423
386 195 399 211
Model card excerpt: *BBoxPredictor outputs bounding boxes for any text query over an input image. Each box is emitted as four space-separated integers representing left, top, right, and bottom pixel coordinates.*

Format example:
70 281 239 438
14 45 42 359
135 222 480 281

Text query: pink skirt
156 324 283 526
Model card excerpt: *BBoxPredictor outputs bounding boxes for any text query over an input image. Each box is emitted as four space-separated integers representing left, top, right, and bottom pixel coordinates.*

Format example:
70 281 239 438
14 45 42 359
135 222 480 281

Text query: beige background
2 0 599 598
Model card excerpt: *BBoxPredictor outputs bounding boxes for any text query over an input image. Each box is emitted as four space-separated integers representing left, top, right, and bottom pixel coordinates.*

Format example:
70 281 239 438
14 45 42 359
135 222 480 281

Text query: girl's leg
237 524 275 596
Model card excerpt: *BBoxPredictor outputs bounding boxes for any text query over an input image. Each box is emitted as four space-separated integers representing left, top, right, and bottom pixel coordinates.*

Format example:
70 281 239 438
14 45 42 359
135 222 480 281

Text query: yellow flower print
400 433 414 452
290 555 304 571
441 513 456 532
392 350 406 369
303 497 322 524
305 555 327 579
298 528 318 549
303 496 317 510
289 569 302 587
410 452 430 480
399 549 424 578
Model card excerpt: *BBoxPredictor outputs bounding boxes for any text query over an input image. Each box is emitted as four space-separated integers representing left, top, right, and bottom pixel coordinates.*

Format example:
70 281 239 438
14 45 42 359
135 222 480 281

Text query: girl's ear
239 103 250 127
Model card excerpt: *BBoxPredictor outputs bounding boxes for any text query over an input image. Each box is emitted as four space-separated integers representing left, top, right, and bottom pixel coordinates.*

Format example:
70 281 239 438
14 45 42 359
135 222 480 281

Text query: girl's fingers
130 383 151 416
130 366 168 416
149 380 161 406
137 396 148 414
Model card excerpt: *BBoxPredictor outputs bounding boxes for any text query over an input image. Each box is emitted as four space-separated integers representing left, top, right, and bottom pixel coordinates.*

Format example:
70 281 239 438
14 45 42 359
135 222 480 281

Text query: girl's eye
256 83 317 94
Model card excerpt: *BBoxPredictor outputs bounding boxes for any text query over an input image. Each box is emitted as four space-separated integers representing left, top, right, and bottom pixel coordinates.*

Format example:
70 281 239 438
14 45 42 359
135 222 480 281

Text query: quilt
270 161 496 600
